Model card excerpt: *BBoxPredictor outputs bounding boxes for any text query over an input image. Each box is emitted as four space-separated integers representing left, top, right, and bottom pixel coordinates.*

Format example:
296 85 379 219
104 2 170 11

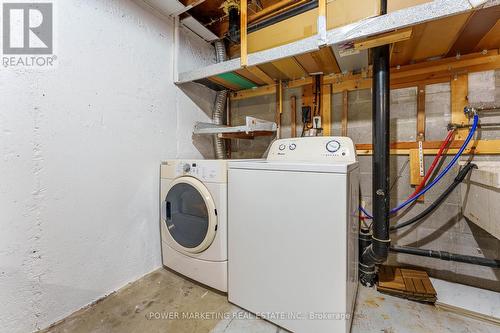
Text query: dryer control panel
267 137 357 163
161 160 227 183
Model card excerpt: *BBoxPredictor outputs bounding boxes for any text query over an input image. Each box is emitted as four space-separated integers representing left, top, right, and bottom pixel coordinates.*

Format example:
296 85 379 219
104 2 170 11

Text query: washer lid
227 160 358 173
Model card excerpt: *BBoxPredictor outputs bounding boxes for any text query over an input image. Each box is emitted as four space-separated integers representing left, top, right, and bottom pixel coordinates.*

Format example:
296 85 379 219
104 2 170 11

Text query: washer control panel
267 137 356 162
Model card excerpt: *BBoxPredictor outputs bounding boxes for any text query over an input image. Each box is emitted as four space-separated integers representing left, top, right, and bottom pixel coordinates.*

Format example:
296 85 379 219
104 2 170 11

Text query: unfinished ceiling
180 0 314 38
198 3 500 92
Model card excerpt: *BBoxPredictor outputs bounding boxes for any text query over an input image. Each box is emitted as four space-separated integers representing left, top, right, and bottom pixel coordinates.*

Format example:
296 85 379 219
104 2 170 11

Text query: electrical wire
360 114 479 220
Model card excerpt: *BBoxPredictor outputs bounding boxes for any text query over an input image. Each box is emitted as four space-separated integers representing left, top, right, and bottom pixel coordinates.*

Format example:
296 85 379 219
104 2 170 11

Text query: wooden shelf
176 0 494 91
218 131 275 140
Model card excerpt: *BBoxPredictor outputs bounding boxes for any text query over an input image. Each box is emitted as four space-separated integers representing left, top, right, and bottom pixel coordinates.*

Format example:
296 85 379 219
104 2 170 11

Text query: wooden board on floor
378 266 437 303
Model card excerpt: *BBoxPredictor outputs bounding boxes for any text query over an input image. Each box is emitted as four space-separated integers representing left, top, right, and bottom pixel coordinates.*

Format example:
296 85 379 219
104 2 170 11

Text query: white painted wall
0 0 213 332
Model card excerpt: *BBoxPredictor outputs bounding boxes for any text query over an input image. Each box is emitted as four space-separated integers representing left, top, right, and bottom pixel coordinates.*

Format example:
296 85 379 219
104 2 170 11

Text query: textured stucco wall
229 70 500 291
0 1 213 332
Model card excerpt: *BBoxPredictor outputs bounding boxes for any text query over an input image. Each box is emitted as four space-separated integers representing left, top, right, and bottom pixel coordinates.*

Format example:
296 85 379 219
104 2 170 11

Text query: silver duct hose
213 40 228 159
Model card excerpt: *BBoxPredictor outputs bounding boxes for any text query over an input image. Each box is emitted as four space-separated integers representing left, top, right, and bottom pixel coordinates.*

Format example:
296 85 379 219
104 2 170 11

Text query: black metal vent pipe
228 6 240 43
360 0 390 287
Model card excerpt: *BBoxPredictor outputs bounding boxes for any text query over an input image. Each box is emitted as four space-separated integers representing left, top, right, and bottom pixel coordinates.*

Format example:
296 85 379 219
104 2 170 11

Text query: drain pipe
360 0 390 287
213 40 228 159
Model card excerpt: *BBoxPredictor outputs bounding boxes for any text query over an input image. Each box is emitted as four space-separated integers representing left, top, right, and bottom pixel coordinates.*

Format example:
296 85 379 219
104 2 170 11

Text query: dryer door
162 177 217 254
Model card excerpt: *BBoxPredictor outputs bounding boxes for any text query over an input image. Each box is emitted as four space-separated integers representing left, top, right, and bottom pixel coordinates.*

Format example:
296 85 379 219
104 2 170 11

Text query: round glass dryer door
163 177 217 253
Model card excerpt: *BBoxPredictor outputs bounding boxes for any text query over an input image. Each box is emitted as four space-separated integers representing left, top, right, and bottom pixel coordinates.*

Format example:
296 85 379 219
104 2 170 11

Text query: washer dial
326 140 341 153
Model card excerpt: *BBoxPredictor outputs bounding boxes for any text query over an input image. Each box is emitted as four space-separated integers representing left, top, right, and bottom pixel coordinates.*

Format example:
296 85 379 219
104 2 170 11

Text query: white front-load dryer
160 160 228 292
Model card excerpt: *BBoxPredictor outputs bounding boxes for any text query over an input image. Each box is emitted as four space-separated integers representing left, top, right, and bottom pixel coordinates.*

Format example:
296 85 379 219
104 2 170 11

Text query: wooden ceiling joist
246 66 275 85
446 6 500 57
475 19 500 51
271 58 307 80
230 50 500 99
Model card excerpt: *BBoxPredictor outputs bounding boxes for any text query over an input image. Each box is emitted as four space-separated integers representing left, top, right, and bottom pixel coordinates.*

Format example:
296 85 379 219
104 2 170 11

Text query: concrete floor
40 268 499 333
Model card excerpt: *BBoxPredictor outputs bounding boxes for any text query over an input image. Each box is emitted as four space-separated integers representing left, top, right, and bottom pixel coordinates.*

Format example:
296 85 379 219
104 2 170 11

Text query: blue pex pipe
360 114 479 220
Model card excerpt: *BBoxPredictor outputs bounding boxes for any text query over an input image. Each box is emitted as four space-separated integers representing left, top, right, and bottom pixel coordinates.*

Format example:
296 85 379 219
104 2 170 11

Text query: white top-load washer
227 137 359 333
160 160 228 292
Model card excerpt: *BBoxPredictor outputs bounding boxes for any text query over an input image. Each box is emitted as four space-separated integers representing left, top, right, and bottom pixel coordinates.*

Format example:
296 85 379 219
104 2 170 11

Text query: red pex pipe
410 129 455 198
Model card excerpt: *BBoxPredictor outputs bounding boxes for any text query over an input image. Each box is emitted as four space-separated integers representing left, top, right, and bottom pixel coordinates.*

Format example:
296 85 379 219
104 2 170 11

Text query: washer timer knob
183 163 191 172
289 143 297 150
326 140 341 153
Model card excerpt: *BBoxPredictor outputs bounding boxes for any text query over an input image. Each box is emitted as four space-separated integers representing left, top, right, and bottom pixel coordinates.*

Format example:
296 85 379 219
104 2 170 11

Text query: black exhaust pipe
359 0 390 287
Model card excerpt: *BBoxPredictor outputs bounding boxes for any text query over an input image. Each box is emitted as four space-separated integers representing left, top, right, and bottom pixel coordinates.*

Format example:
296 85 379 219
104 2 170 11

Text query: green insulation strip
216 72 257 89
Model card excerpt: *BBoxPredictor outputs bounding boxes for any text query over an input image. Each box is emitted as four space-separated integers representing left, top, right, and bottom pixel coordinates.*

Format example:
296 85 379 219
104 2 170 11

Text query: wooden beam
231 84 276 100
218 131 275 140
232 51 500 100
355 28 413 51
417 84 426 141
356 139 500 155
409 149 423 185
342 90 348 136
291 95 297 138
208 76 240 91
321 83 332 136
276 80 283 139
271 58 307 80
240 0 248 67
318 0 327 43
451 74 469 140
246 66 275 85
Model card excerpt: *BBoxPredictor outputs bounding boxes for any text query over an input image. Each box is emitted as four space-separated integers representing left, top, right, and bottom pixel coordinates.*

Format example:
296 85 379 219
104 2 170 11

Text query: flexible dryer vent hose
213 40 228 159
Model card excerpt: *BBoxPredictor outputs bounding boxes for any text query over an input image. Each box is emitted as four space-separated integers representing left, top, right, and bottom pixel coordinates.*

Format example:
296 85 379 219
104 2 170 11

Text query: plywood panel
258 63 289 81
246 66 275 85
388 0 431 12
311 47 341 74
447 6 500 57
271 58 307 80
247 8 317 53
392 13 470 67
294 53 322 75
475 19 500 51
247 0 382 54
327 0 379 29
235 68 266 86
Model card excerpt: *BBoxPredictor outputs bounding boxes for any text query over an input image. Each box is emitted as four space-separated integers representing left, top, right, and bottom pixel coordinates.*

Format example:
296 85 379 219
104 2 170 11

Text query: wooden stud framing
342 90 348 136
276 80 283 139
415 84 426 201
451 73 469 140
291 95 297 137
318 0 327 44
240 0 248 67
409 149 423 185
417 84 426 141
321 83 332 136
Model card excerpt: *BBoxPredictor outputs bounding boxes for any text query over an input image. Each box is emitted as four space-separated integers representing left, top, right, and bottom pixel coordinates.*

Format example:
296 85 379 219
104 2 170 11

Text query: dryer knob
183 163 191 172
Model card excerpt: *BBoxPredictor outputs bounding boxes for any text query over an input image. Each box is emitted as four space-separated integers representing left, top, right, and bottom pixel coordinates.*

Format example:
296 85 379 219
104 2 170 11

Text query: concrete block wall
229 70 500 292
